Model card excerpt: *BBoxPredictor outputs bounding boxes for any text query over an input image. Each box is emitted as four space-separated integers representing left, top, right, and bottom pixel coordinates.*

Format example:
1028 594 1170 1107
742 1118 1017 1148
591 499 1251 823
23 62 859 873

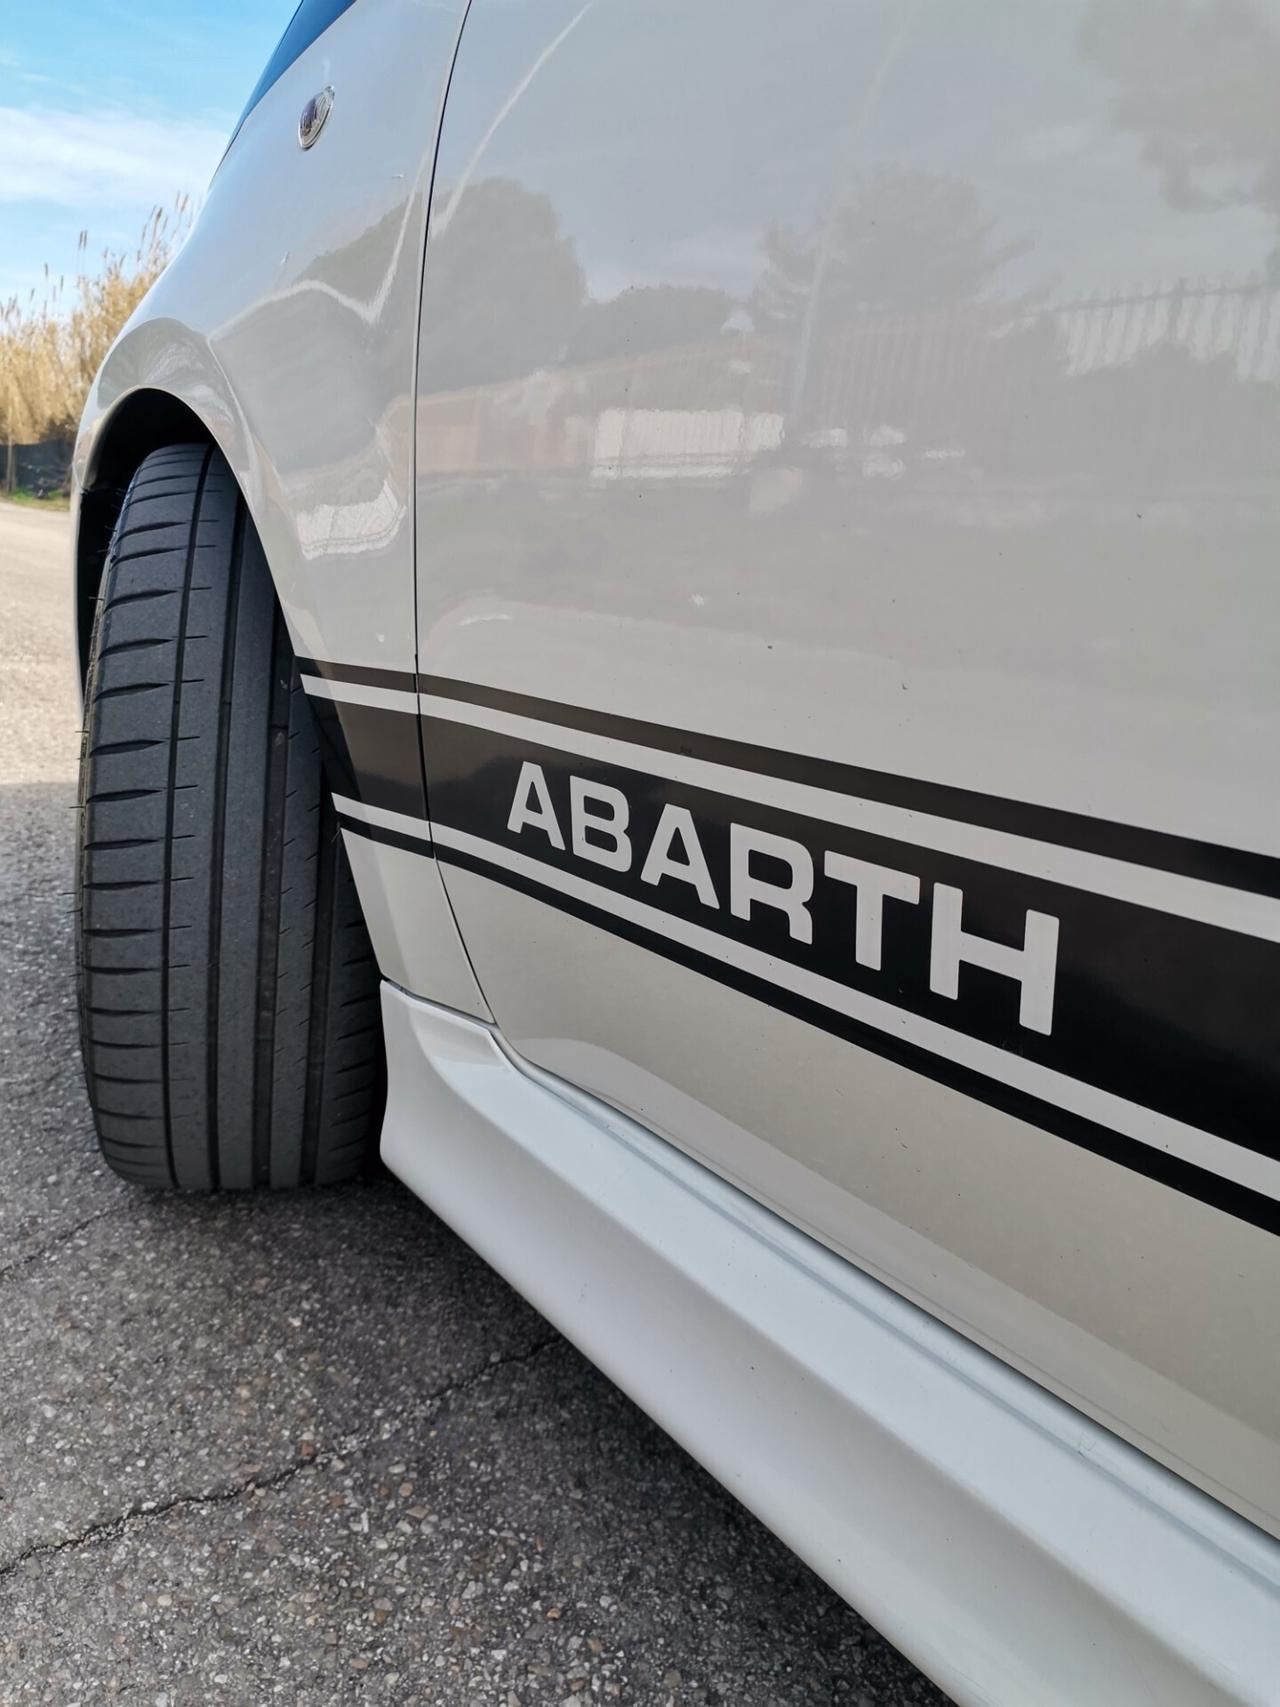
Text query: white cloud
0 104 229 208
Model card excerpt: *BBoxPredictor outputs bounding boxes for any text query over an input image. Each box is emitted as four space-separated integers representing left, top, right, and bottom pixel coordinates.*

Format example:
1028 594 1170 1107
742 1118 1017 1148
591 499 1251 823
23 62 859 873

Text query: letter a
507 761 565 850
640 804 719 907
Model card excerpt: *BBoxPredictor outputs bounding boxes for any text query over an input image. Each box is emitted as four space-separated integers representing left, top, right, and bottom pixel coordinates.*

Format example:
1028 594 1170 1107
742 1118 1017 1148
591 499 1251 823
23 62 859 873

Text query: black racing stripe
304 694 426 821
434 841 1280 1238
425 720 1280 1160
297 657 419 695
299 672 1279 1229
419 675 1280 901
338 817 436 860
306 692 360 802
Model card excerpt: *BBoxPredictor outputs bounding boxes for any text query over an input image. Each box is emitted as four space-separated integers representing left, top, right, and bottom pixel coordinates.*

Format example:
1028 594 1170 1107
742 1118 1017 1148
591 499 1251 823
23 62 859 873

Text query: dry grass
0 199 193 451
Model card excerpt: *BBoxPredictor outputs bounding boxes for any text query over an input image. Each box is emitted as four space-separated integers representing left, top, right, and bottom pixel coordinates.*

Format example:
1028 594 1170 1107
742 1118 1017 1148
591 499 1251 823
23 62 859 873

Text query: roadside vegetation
1 199 191 503
3 487 71 512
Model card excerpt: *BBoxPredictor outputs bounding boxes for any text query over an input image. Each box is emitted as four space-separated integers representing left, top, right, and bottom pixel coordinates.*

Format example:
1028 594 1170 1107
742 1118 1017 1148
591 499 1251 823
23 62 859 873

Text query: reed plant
1 198 192 487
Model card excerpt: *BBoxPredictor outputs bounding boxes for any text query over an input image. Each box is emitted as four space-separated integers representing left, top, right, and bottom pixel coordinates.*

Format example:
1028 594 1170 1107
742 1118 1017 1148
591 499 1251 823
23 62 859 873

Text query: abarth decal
301 661 1280 1234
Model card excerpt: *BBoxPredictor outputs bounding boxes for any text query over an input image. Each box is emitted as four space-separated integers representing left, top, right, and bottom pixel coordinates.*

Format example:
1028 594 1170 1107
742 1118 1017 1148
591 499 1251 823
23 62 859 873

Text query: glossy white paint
74 0 483 1017
78 0 465 670
342 831 490 1017
68 0 1280 1688
413 0 1280 1534
381 985 1280 1707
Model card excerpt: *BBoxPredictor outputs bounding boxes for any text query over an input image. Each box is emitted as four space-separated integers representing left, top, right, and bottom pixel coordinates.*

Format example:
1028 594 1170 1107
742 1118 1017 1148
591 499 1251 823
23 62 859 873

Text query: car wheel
76 444 383 1189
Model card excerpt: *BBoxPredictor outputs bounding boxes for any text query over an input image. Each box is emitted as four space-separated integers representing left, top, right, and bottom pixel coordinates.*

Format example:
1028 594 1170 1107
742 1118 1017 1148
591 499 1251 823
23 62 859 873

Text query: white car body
74 1 1280 1700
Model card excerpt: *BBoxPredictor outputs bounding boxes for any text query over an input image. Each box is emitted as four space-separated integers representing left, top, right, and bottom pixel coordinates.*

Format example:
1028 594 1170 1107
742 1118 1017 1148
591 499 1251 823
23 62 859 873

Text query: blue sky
0 1 296 305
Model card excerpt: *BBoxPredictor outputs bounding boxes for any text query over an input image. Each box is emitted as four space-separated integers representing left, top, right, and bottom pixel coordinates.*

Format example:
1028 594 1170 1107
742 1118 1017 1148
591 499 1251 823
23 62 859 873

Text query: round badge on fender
298 86 334 149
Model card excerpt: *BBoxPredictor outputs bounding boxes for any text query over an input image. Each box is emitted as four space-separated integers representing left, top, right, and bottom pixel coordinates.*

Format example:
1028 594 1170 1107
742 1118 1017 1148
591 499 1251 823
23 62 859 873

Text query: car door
413 0 1280 1535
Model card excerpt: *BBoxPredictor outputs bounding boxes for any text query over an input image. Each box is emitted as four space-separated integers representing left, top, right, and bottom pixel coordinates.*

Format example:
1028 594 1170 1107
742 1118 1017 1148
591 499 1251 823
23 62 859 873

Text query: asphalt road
0 499 948 1707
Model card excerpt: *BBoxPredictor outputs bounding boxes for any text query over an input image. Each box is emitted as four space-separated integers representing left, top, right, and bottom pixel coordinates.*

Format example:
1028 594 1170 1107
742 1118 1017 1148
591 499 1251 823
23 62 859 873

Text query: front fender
75 0 468 682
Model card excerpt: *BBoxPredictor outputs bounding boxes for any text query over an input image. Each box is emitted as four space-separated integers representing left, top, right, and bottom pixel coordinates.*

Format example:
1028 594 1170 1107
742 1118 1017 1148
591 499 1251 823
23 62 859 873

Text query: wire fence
412 276 1280 494
1 438 73 498
1056 278 1280 380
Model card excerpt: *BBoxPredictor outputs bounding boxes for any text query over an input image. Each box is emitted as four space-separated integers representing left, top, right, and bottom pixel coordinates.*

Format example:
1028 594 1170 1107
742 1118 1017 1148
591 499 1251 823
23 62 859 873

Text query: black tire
76 444 383 1190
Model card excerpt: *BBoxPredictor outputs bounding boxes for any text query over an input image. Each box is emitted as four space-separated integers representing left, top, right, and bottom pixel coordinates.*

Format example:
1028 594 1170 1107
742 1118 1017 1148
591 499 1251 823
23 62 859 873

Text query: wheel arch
73 388 216 690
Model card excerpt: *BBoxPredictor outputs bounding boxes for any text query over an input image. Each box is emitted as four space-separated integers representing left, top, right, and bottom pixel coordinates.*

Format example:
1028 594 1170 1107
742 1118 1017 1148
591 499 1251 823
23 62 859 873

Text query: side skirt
379 984 1280 1707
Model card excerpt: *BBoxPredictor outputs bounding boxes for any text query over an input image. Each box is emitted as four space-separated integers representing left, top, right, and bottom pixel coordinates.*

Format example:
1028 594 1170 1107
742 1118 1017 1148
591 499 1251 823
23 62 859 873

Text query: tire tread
76 445 382 1190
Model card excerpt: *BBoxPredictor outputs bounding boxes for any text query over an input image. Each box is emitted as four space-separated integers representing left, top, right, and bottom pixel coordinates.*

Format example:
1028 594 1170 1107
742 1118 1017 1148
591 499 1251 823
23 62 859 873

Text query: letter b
570 777 632 872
